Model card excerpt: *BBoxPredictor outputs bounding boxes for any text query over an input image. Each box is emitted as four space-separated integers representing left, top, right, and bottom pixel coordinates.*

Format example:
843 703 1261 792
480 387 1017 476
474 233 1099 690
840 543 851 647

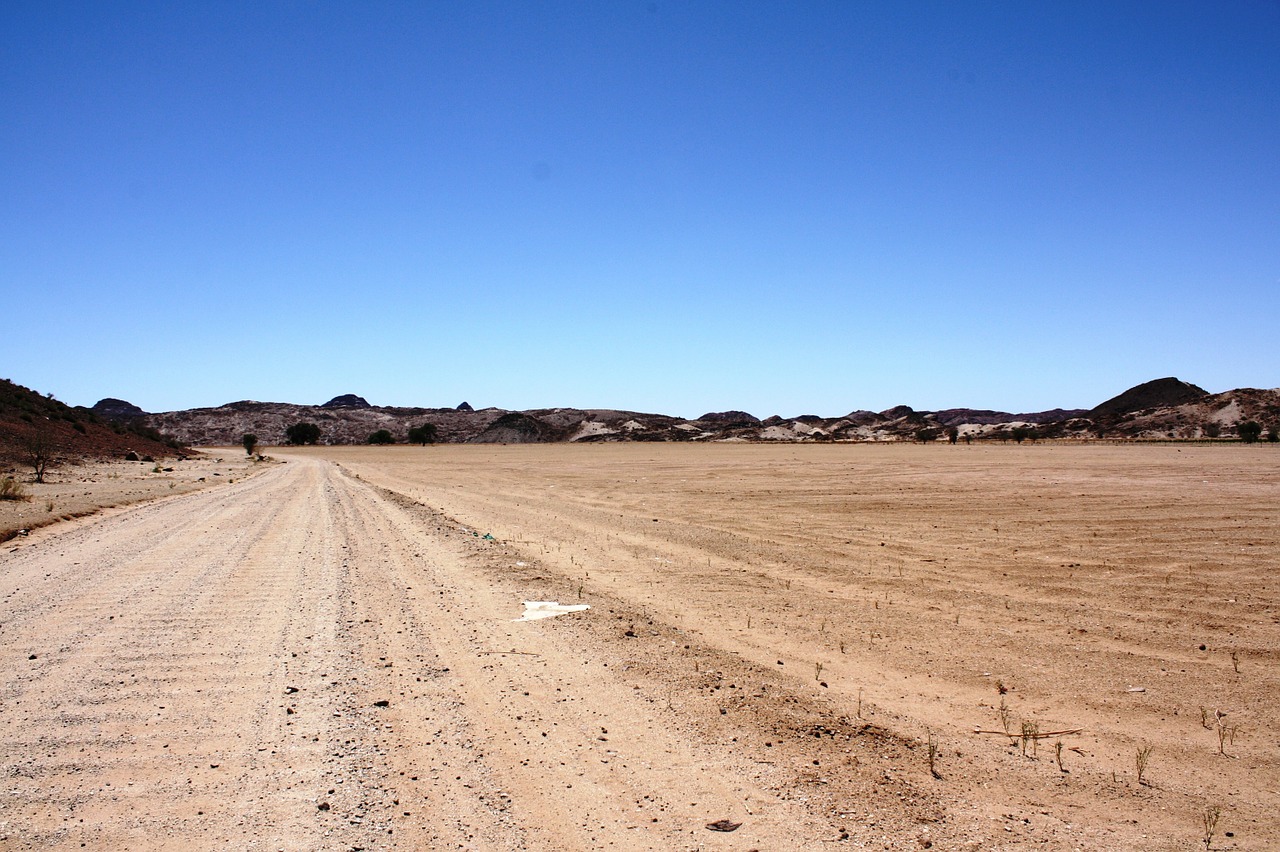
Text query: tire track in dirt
1 461 345 849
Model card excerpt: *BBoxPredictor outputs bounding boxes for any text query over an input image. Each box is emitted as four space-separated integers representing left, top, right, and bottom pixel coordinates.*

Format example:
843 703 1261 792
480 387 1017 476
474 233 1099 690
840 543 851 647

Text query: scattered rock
706 819 743 832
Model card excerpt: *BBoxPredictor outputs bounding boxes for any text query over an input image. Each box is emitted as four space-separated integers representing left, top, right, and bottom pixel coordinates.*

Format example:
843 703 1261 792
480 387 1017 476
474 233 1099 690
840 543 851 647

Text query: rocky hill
93 379 1280 446
0 379 184 476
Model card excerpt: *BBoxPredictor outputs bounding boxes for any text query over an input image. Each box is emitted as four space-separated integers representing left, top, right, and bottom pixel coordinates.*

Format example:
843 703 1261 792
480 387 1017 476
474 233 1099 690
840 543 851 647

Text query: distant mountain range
93 377 1279 446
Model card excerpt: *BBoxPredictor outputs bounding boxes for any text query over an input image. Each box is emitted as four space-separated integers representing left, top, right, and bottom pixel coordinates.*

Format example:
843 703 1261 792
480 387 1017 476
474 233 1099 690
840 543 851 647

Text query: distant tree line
279 421 439 446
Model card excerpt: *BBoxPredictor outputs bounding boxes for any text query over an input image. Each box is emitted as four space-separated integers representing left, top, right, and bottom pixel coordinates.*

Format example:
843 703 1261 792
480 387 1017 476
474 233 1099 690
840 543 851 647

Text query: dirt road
1 455 897 851
2 445 1276 850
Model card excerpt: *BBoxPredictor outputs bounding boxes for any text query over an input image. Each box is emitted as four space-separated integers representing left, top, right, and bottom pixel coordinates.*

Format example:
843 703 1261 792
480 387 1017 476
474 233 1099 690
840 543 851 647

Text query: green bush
285 422 321 445
407 423 438 445
1238 421 1263 443
367 429 394 445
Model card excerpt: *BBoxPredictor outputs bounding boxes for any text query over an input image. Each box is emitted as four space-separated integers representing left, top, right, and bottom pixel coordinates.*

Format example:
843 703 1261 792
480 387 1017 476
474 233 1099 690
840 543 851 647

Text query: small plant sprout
1202 804 1221 849
856 688 864 719
1019 720 1039 758
998 698 1013 736
926 729 941 779
1054 739 1066 773
1135 744 1153 785
814 661 823 682
1199 706 1212 729
1214 710 1238 757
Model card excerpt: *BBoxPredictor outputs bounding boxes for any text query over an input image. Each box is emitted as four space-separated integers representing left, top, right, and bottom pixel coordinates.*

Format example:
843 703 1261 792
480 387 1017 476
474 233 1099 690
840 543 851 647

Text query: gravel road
1 457 874 850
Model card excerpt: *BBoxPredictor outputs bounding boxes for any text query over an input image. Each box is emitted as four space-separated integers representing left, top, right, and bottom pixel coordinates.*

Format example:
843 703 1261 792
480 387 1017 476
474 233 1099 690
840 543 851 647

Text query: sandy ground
0 451 264 542
1 443 1276 850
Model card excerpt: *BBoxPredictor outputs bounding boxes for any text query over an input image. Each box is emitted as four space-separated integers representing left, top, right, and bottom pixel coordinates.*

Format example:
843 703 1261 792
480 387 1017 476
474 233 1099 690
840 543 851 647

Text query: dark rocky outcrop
1090 378 1208 419
469 412 559 444
933 407 1088 427
321 394 371 409
698 411 760 426
92 398 148 419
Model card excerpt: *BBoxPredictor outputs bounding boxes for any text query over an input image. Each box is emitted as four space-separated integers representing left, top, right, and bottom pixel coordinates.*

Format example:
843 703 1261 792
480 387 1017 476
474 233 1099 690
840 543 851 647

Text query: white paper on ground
513 601 591 622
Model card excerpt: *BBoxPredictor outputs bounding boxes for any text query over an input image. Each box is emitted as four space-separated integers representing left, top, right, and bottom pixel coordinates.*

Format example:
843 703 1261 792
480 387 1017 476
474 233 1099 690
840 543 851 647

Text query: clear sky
2 2 1277 418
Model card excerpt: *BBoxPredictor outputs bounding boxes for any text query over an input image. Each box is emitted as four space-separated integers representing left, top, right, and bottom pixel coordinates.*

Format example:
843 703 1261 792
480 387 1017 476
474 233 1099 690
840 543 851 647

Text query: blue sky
2 2 1277 418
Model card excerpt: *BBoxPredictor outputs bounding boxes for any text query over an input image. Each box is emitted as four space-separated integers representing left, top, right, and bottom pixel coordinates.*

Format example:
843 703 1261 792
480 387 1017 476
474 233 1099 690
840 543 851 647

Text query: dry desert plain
1 443 1277 851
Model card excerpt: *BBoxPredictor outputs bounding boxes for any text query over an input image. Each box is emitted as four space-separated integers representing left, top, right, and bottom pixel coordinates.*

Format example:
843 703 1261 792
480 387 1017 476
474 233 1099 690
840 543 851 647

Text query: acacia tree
368 429 394 445
242 433 258 456
1238 421 1263 443
22 432 56 483
285 422 321 445
407 423 438 445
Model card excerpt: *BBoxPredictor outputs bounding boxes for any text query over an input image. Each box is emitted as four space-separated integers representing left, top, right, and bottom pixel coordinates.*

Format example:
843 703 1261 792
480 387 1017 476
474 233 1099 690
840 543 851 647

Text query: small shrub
997 698 1012 735
1135 744 1153 785
1202 805 1221 849
368 429 395 445
242 434 258 456
1020 720 1039 757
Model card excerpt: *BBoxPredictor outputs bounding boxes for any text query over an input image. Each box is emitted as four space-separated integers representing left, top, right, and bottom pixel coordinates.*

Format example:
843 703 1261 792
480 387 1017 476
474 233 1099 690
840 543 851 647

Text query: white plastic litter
513 601 590 622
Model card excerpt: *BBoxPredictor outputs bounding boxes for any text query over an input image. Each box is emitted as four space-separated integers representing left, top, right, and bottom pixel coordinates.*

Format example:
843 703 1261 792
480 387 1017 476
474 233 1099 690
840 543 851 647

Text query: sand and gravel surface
0 452 262 543
2 443 1276 850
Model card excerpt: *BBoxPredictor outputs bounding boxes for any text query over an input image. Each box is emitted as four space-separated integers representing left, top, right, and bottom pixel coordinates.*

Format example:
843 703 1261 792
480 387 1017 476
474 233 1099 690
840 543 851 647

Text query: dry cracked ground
1 443 1276 851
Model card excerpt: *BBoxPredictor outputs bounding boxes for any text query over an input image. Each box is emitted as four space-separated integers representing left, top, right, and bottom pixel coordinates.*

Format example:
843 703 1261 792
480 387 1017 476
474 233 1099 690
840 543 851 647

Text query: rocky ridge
112 377 1280 446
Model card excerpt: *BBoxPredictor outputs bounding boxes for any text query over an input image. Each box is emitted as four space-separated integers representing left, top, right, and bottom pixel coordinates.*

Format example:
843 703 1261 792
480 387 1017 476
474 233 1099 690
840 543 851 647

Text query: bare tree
21 431 56 483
